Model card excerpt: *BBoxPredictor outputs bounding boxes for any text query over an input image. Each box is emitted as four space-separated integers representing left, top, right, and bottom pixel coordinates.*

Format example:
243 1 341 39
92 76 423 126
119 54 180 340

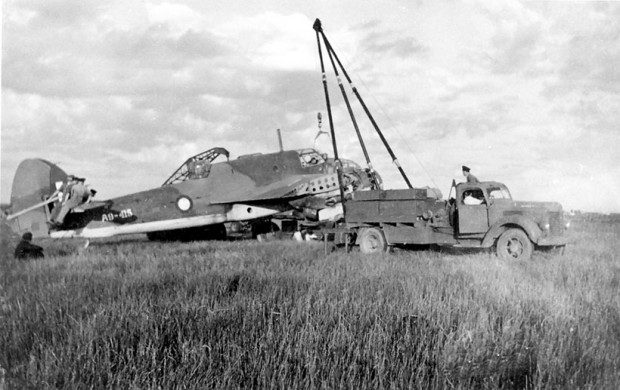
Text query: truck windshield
487 186 512 200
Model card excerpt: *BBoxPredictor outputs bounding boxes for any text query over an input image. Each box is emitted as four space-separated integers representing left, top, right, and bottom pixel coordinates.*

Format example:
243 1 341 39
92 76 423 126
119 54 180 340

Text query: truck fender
482 216 542 247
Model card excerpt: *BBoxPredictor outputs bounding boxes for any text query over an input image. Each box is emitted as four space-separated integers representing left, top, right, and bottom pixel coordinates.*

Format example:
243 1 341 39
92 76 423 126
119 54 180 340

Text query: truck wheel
359 227 387 254
496 229 533 261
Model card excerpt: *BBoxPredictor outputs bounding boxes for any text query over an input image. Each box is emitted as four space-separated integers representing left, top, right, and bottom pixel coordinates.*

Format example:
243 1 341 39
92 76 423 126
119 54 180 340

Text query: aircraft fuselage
10 148 367 239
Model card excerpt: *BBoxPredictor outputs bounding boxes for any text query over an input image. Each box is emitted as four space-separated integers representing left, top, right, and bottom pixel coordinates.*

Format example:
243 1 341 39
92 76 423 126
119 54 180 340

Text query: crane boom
313 18 413 189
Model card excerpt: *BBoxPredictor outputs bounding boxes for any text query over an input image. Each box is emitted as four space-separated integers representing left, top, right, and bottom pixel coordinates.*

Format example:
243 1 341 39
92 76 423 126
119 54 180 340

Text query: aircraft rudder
9 159 67 238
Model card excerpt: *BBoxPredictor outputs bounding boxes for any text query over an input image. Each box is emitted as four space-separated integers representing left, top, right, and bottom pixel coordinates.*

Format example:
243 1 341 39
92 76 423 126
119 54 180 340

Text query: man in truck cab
463 190 484 205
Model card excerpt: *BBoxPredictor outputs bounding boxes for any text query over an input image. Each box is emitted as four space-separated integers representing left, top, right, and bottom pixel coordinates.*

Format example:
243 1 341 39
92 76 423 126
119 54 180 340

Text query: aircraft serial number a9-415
8 146 379 241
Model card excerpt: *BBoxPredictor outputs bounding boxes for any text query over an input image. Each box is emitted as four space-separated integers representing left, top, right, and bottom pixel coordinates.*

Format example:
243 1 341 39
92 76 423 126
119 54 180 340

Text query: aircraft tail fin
8 159 68 238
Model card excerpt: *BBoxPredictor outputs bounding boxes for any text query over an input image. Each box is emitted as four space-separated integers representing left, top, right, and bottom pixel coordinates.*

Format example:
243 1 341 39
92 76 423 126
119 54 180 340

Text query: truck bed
346 189 447 224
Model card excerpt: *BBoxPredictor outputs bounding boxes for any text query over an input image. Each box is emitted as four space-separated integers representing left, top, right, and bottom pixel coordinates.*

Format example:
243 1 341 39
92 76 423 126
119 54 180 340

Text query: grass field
1 220 619 389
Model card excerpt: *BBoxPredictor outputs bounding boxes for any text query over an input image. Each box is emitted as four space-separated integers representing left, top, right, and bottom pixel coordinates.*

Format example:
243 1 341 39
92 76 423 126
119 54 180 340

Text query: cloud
3 5 229 97
360 29 428 58
545 6 620 96
417 107 504 140
479 2 545 75
145 1 206 34
217 12 317 71
19 0 103 28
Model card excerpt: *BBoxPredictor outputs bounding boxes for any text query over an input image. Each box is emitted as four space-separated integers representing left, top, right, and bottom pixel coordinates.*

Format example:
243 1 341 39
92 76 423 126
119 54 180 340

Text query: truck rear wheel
359 227 388 254
496 228 533 261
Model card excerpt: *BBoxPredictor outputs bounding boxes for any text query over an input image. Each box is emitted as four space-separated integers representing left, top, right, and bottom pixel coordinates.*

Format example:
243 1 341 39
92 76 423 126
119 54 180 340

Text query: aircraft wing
210 173 338 204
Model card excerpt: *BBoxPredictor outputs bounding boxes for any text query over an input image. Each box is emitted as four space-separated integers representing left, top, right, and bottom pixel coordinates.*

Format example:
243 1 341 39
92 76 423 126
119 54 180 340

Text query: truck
338 181 567 260
311 19 567 260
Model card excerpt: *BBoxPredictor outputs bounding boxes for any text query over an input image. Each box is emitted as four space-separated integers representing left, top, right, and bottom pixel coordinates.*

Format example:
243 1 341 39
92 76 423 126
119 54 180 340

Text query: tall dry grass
1 221 619 388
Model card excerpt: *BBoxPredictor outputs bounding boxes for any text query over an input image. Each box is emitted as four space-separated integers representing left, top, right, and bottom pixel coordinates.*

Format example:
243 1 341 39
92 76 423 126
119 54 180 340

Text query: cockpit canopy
297 149 328 168
163 147 230 186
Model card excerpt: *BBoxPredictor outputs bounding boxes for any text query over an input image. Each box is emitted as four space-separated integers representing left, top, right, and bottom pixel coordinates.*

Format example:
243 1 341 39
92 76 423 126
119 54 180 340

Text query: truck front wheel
359 227 388 254
496 228 533 261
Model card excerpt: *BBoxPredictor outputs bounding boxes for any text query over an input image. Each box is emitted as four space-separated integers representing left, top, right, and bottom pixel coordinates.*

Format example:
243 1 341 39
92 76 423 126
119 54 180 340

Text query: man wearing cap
52 176 88 227
462 166 479 183
50 175 76 223
14 232 44 260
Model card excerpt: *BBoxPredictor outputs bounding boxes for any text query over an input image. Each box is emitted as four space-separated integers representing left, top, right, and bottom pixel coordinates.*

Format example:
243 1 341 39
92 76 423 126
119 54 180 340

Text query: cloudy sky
2 0 619 213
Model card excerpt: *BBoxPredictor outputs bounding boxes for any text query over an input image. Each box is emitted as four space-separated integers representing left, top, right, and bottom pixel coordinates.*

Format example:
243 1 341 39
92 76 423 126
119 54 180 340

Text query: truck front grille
548 211 563 235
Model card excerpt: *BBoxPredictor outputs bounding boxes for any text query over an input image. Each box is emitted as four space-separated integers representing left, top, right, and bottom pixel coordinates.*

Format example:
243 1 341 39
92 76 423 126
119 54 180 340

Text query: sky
2 0 619 214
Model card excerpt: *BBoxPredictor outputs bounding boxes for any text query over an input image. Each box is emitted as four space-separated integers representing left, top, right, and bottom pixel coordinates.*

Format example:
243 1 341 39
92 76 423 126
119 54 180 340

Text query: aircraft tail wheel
359 227 388 254
496 228 533 261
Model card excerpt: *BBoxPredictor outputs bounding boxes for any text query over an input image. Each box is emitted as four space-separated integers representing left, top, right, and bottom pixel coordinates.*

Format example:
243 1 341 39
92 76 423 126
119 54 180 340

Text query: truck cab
452 181 567 259
454 181 512 235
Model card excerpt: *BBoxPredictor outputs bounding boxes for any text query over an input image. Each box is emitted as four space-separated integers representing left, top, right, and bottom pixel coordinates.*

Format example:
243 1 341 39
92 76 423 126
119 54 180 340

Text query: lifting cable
352 74 441 191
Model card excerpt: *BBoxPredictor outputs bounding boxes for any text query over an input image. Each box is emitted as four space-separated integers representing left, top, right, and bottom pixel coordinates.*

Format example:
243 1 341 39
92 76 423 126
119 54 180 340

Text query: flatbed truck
325 181 567 260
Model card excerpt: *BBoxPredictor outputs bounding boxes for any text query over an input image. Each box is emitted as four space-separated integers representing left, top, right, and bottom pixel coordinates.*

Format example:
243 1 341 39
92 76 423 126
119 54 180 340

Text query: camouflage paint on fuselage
97 150 329 224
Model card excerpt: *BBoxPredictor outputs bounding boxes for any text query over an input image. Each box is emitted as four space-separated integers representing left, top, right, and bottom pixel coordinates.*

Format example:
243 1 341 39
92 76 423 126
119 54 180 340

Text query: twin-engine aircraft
7 147 378 240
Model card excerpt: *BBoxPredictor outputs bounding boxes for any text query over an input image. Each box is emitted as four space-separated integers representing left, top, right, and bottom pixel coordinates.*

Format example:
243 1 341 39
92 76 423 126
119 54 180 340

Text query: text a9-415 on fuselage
7 146 378 240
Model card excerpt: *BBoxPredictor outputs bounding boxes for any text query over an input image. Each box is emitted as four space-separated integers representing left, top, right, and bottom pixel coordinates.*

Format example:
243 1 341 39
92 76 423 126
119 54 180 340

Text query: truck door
458 188 489 234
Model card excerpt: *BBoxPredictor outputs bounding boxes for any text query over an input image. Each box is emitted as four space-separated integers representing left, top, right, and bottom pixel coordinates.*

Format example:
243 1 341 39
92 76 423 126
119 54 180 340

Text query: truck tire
496 228 533 261
359 227 388 254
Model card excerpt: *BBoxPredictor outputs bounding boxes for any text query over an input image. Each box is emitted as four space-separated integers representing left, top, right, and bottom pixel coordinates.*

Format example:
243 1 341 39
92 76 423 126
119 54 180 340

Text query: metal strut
313 18 413 189
314 19 348 218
